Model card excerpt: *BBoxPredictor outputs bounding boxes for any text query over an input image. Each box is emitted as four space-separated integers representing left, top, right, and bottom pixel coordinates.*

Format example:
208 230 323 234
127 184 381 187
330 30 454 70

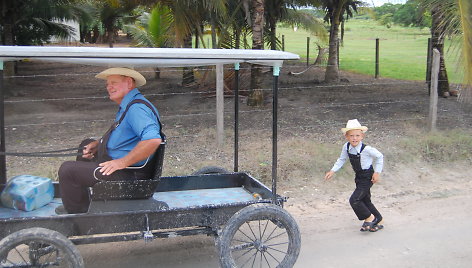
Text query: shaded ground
3 58 472 267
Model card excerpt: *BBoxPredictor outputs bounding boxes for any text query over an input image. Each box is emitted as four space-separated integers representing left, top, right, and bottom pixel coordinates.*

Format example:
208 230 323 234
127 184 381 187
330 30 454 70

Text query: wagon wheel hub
253 240 268 252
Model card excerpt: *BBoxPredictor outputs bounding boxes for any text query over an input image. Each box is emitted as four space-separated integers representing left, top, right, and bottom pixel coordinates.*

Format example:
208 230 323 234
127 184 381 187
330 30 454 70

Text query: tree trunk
314 45 328 66
247 0 265 107
210 13 217 49
91 26 99 43
234 28 241 49
431 8 450 97
269 17 277 50
107 29 114 48
325 20 340 82
195 25 200 48
182 34 194 86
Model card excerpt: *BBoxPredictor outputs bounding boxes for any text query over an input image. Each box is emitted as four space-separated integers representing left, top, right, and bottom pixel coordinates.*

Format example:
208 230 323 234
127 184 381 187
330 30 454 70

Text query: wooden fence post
428 49 440 132
306 37 310 66
426 38 432 93
375 38 380 79
282 35 285 51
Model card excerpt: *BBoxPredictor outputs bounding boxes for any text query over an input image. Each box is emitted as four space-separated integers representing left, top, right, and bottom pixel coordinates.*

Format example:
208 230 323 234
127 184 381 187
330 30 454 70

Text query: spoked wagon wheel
218 204 301 268
0 228 84 268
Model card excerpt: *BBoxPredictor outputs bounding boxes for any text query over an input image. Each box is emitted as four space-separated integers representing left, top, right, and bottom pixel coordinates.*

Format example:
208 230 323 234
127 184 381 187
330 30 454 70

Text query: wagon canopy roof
0 46 299 68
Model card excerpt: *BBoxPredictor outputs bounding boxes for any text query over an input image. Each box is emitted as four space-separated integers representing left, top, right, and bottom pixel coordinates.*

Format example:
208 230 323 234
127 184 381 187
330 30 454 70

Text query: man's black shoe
55 205 68 215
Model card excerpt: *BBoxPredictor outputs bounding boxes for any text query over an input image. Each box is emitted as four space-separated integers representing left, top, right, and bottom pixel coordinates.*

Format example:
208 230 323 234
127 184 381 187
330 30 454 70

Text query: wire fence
4 62 469 140
5 64 455 84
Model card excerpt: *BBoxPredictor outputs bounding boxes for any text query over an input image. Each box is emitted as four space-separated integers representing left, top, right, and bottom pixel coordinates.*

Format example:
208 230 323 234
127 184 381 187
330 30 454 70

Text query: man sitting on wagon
56 67 162 214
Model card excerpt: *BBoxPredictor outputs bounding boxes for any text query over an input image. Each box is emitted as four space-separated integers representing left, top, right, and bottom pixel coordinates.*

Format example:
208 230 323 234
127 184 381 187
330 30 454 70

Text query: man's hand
98 139 161 176
324 170 335 181
82 140 99 159
371 172 380 184
99 159 127 176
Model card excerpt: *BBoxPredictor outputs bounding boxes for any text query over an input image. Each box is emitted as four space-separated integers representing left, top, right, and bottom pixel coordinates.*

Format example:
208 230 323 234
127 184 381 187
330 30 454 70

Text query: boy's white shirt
330 141 384 173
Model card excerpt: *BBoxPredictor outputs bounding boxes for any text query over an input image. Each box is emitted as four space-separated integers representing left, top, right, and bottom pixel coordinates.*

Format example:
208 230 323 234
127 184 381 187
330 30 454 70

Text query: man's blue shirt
107 88 161 166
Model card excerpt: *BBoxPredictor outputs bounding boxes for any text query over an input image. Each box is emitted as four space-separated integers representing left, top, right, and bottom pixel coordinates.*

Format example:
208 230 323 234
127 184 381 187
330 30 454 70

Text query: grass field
278 19 463 83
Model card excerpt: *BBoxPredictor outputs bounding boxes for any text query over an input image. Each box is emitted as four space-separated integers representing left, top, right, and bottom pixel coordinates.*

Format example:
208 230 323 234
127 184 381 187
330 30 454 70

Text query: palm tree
219 0 251 49
319 0 361 83
246 0 265 106
1 0 82 46
95 0 140 47
125 3 174 78
125 4 174 48
265 1 327 51
1 0 83 92
75 0 99 43
419 0 472 100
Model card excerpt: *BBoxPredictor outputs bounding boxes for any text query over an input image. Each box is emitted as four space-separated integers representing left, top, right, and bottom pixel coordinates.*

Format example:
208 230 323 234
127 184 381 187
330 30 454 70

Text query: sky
369 0 407 7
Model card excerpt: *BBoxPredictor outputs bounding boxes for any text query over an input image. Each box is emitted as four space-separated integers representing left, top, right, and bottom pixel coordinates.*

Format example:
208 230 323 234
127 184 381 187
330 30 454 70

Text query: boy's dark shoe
370 218 384 232
360 221 375 232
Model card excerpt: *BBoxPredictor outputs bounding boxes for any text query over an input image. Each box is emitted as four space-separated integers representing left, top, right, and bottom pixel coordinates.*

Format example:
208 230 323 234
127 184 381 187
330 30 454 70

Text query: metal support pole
375 38 380 79
272 66 280 205
216 64 224 147
0 61 6 184
233 63 240 172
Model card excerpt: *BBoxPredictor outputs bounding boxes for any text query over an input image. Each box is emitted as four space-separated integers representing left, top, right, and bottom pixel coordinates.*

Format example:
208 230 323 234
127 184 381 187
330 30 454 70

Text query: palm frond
282 9 328 43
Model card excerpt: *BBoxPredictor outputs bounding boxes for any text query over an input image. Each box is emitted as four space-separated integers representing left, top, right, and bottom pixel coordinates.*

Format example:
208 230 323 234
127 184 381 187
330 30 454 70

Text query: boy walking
324 119 384 232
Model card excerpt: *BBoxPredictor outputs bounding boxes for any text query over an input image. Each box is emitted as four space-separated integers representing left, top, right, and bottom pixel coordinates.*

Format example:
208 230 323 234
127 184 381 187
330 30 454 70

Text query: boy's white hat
95 67 146 87
341 119 368 134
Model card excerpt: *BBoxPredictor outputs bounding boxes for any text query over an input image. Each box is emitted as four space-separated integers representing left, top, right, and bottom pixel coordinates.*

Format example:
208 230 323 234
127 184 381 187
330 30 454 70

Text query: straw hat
341 119 368 134
95 67 146 87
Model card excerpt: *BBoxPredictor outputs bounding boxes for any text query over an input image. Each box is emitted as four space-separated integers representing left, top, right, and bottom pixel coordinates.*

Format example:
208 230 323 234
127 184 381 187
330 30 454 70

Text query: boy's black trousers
349 170 382 221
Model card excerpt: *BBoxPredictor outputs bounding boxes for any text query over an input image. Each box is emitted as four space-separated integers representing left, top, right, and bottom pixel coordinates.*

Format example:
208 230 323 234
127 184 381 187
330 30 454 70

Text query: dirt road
297 194 472 268
77 192 472 268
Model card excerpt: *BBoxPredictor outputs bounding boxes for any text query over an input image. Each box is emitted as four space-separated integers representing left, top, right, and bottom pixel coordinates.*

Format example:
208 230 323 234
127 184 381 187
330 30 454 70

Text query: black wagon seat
89 139 166 201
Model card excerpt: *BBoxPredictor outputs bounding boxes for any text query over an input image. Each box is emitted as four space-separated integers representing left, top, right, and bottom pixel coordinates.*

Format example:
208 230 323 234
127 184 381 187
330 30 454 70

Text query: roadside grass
397 129 472 163
162 127 472 188
277 19 463 83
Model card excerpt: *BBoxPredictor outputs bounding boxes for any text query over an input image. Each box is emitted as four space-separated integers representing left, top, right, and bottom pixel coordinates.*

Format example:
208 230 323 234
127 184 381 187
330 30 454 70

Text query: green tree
125 4 174 48
319 0 362 83
1 0 82 46
379 13 394 28
269 6 327 50
96 0 139 47
0 0 83 93
373 3 401 20
125 3 174 78
393 0 430 28
218 0 251 49
419 0 455 96
247 0 266 106
418 0 472 99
